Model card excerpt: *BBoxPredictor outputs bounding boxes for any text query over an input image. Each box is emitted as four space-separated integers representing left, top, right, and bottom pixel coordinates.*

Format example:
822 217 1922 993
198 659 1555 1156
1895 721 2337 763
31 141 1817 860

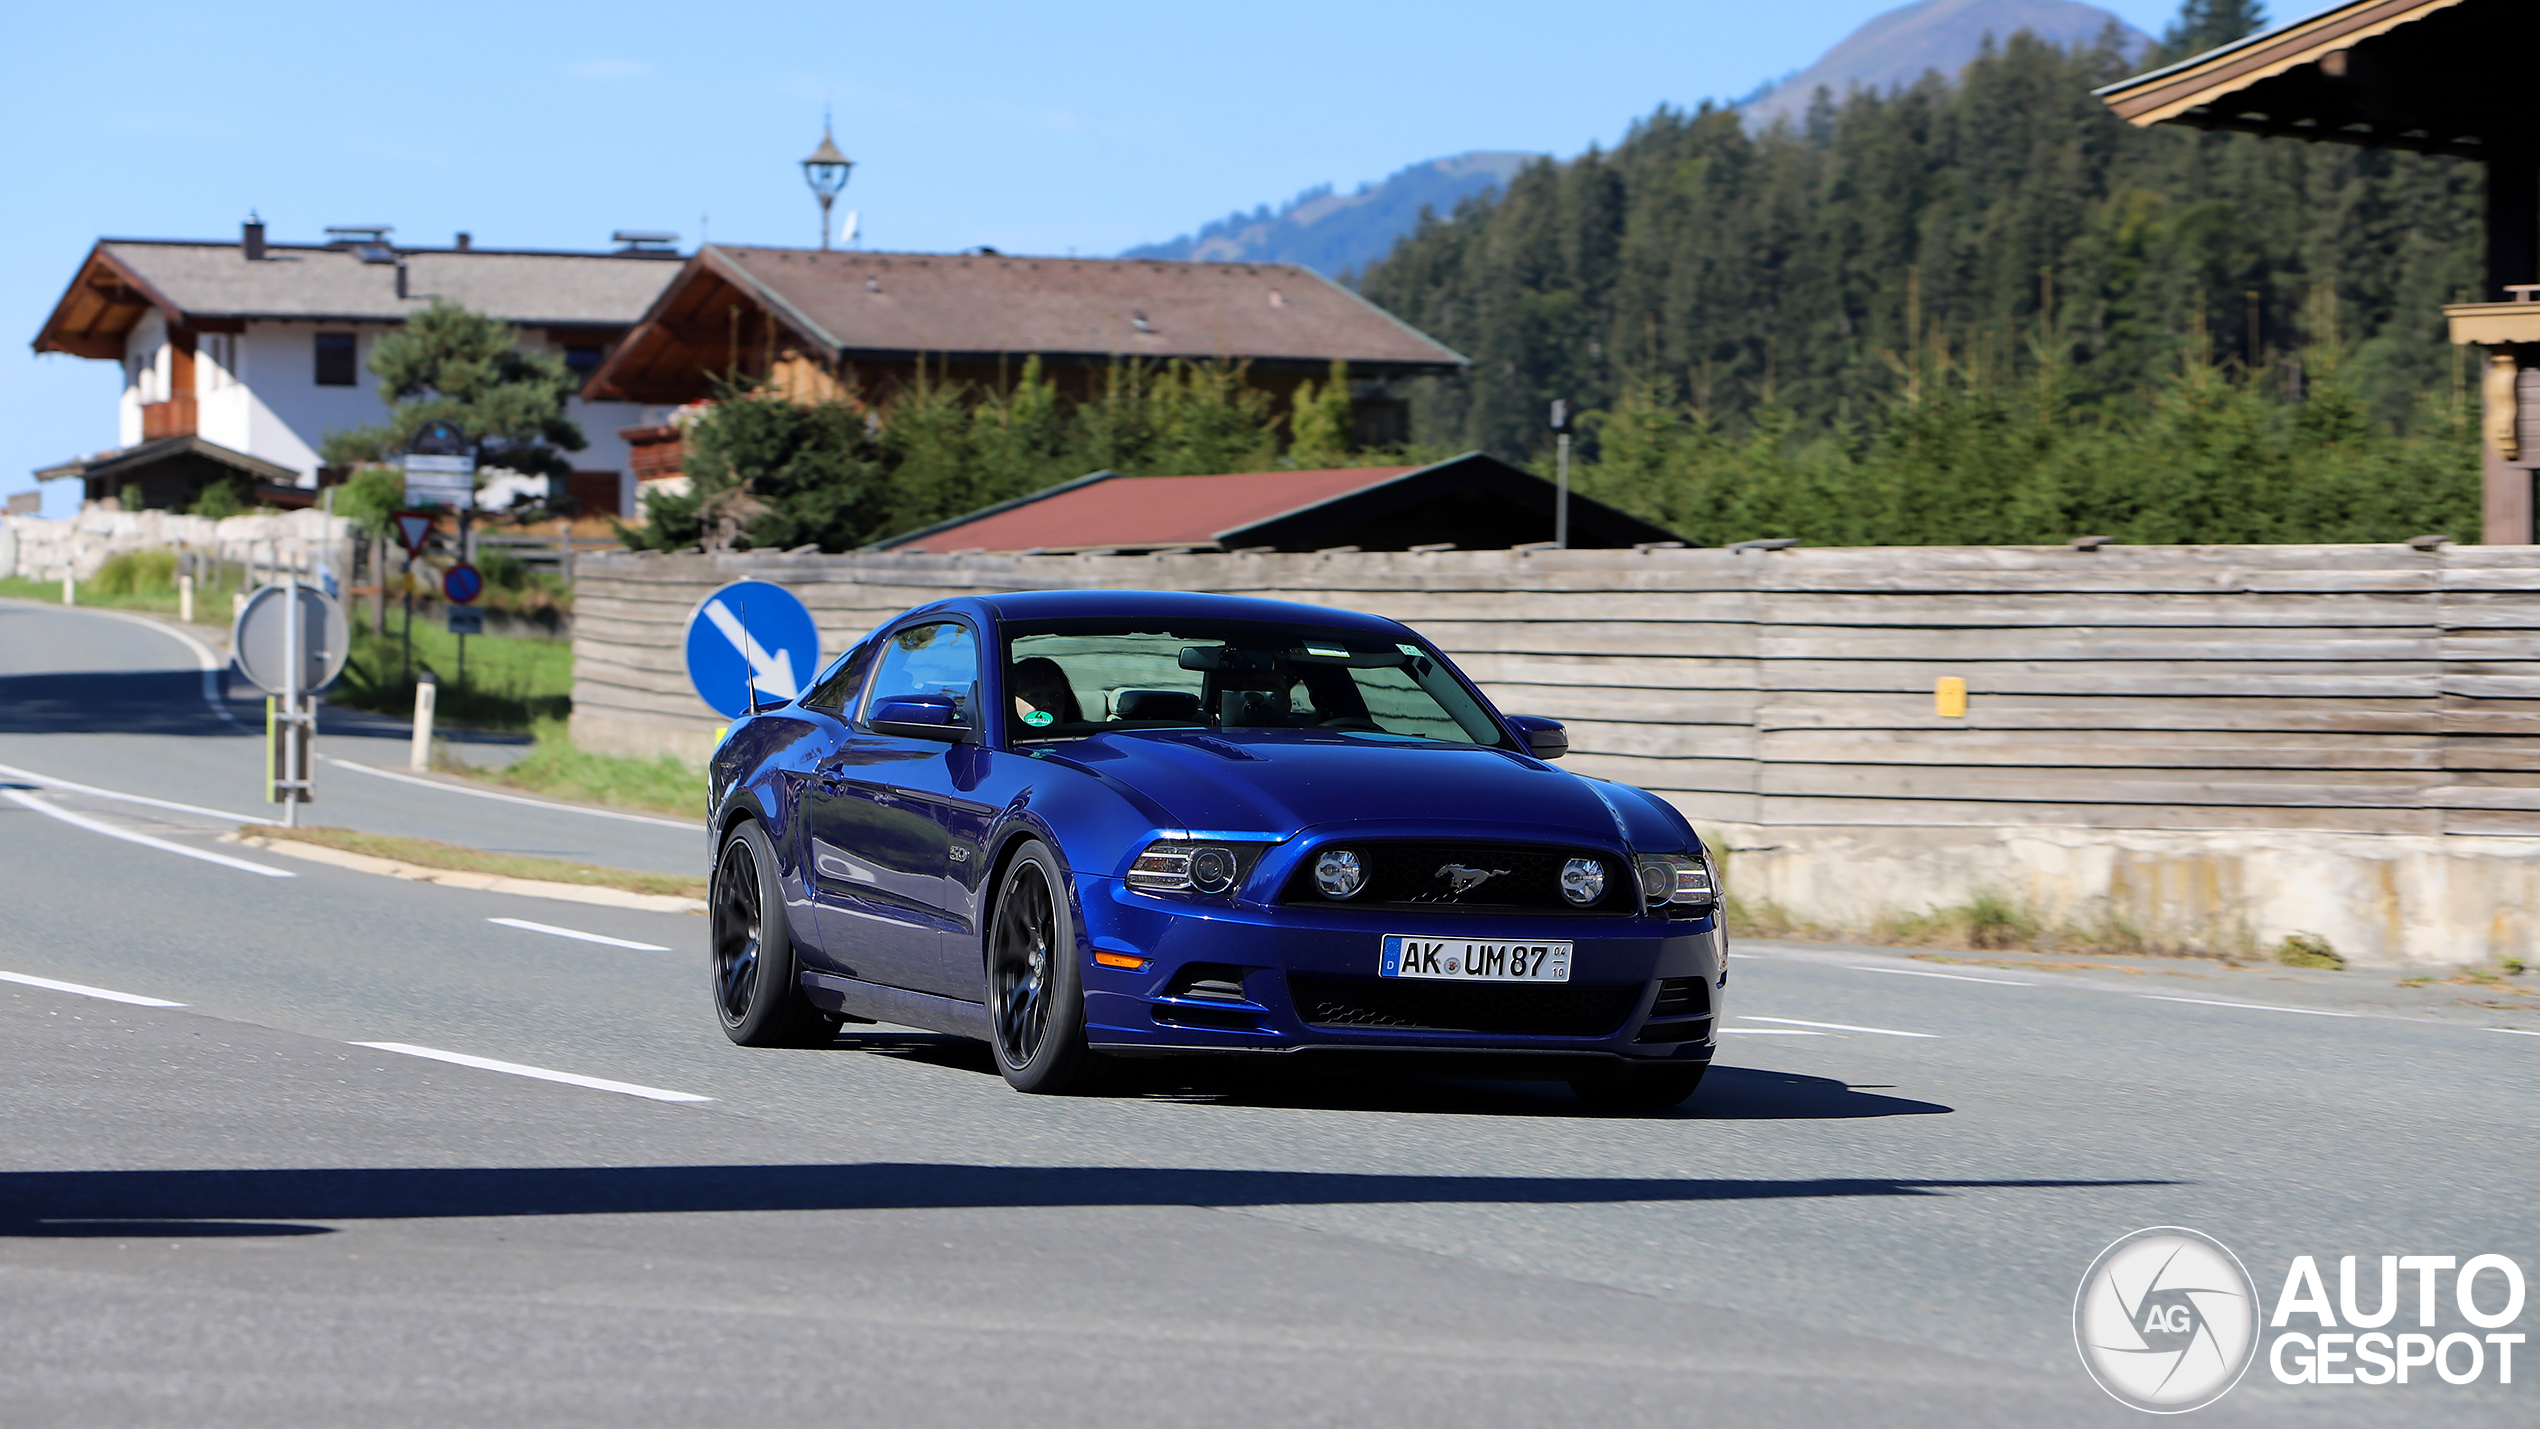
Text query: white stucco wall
233 321 394 480
116 311 167 447
91 315 642 506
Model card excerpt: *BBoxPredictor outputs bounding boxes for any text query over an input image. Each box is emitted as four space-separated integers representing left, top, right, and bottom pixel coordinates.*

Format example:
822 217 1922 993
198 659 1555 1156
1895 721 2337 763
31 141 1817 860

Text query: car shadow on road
826 1031 1949 1120
0 1164 2176 1236
0 670 252 736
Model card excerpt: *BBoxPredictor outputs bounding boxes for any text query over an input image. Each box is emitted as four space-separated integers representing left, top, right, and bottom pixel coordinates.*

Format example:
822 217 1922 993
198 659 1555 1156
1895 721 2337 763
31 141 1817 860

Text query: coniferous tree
320 300 587 480
2155 0 2269 64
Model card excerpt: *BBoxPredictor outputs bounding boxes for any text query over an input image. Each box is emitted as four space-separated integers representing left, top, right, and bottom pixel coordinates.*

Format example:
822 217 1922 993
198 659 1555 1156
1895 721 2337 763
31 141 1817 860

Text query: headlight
1187 846 1238 894
1559 857 1606 905
1129 841 1242 894
1128 839 1269 895
1313 847 1366 899
1635 851 1717 909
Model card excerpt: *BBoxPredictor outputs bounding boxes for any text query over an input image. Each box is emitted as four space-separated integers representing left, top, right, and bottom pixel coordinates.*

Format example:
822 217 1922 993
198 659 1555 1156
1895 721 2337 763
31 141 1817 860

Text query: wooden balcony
140 396 197 440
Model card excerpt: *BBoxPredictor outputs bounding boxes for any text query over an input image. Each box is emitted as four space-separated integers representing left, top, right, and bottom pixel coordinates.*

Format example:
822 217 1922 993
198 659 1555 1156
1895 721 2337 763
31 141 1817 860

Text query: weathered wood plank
1755 695 2440 735
1736 795 2439 835
1757 629 2440 662
1757 732 2445 771
1450 652 1762 689
1762 764 2439 806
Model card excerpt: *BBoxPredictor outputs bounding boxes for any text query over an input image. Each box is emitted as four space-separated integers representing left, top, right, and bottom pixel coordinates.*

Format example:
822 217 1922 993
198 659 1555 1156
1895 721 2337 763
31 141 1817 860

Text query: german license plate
1380 935 1571 983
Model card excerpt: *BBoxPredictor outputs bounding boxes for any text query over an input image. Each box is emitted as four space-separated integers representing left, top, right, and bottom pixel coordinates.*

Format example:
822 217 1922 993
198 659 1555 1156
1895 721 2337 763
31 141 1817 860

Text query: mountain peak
1122 152 1541 277
1742 0 2149 125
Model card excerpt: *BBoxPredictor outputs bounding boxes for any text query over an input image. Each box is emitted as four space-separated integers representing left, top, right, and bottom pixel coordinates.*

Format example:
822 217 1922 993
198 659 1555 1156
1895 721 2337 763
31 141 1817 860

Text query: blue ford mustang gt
706 590 1725 1108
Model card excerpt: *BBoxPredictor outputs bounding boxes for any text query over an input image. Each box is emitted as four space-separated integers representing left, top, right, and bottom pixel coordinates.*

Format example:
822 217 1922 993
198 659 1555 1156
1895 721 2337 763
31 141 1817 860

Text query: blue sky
0 0 2185 514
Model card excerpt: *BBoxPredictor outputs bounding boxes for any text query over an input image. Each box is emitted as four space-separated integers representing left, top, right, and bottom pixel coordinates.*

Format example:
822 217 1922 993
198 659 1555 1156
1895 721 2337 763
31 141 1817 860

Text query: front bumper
1076 874 1725 1065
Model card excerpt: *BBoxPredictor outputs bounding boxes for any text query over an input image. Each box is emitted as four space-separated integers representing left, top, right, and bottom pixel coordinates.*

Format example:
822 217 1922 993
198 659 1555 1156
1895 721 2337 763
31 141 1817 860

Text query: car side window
862 622 980 726
801 641 872 713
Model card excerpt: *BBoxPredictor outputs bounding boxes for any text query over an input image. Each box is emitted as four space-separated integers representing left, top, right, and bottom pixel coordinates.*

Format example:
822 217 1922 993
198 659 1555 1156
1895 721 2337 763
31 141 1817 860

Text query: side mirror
1507 715 1568 760
869 694 971 742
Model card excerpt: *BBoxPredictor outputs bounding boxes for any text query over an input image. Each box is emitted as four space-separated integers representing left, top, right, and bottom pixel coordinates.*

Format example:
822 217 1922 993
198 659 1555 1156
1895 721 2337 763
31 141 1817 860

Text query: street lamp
801 118 853 251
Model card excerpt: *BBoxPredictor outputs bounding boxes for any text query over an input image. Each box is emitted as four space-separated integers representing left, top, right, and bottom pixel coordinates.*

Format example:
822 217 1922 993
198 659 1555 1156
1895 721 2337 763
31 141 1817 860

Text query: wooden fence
572 543 2540 962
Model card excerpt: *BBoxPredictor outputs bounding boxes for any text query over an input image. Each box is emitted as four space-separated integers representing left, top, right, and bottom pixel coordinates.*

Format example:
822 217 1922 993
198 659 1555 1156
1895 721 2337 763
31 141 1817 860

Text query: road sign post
232 577 349 826
442 562 483 684
391 510 435 684
683 580 820 720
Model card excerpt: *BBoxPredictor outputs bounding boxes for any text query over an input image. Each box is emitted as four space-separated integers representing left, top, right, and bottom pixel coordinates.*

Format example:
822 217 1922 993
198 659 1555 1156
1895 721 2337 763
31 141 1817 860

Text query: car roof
968 589 1413 634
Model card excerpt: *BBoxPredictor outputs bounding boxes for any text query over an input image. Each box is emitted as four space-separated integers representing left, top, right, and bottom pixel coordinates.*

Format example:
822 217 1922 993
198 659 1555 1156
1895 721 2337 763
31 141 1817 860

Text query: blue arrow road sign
684 580 820 719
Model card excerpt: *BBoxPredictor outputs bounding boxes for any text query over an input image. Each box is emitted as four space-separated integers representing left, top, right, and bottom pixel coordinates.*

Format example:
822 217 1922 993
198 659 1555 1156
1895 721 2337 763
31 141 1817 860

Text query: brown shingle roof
669 245 1463 369
33 240 683 358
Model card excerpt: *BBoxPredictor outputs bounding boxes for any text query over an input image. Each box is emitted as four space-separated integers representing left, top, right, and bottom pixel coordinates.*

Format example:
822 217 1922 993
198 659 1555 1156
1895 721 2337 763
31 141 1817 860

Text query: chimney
243 214 266 261
455 231 472 251
395 258 409 300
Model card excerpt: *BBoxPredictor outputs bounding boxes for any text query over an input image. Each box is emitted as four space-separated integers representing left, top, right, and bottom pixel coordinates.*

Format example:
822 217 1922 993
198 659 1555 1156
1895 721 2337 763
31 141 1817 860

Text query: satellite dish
839 210 859 247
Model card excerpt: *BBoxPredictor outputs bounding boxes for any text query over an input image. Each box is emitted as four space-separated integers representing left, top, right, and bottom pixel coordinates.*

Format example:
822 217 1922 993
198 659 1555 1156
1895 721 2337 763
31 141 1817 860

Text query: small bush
2500 955 2527 977
2275 932 2345 970
89 549 177 598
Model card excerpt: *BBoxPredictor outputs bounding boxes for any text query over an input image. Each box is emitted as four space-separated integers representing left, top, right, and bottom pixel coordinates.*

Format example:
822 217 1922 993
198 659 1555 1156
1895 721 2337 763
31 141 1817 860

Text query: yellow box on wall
1935 677 1967 718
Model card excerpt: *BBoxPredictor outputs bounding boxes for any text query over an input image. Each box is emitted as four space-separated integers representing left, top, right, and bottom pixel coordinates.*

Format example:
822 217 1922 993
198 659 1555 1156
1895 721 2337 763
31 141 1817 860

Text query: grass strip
330 608 573 732
252 824 705 900
436 719 705 819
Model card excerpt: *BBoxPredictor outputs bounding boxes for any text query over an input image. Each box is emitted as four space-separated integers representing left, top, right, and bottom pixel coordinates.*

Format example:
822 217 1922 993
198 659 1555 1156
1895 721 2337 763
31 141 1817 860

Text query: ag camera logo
2074 1227 2259 1413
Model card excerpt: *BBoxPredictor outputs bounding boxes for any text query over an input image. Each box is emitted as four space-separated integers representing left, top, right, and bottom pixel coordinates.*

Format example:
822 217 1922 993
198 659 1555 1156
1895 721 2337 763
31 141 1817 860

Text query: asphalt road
3 598 2533 1426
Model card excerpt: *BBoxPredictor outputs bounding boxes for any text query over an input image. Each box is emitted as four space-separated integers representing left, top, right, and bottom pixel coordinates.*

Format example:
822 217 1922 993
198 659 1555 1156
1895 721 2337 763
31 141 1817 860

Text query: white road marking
350 1042 712 1103
0 969 188 1006
488 917 671 952
1716 1027 1822 1035
0 758 275 826
1726 952 1772 959
2141 995 2360 1018
1 789 294 877
322 756 697 830
1741 1015 1937 1038
2487 1027 2540 1037
1853 965 2032 987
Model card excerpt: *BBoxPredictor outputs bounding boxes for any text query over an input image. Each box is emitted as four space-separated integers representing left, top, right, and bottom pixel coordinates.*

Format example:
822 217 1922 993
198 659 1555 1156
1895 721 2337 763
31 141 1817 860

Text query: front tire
711 820 839 1048
1570 1063 1706 1112
987 840 1101 1093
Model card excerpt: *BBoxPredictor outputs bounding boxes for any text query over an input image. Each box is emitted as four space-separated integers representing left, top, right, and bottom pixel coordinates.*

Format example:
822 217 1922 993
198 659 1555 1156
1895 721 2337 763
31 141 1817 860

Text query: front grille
1287 975 1638 1037
1279 841 1630 916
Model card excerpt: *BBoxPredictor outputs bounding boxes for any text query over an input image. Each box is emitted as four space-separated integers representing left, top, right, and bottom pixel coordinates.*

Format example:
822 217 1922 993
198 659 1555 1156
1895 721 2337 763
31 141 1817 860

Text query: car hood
1049 730 1625 844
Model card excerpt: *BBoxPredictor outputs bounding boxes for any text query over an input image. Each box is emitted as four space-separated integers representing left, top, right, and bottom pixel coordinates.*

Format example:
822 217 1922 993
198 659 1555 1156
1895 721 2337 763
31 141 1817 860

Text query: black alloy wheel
710 821 839 1048
987 839 1100 1093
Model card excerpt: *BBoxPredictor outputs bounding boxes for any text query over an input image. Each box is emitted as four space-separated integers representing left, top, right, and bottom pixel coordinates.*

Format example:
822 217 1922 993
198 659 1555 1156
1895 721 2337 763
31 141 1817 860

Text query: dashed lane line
2487 1027 2540 1037
0 969 188 1007
0 758 275 827
488 917 673 952
1 788 294 877
1852 965 2032 987
1740 1015 1938 1038
2140 995 2361 1019
322 756 697 830
2 967 712 1103
1716 1028 1822 1036
351 1042 712 1102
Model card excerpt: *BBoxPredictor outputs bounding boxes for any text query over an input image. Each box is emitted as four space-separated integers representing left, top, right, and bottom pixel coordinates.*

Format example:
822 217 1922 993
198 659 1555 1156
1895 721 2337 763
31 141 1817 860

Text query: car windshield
1003 618 1508 748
